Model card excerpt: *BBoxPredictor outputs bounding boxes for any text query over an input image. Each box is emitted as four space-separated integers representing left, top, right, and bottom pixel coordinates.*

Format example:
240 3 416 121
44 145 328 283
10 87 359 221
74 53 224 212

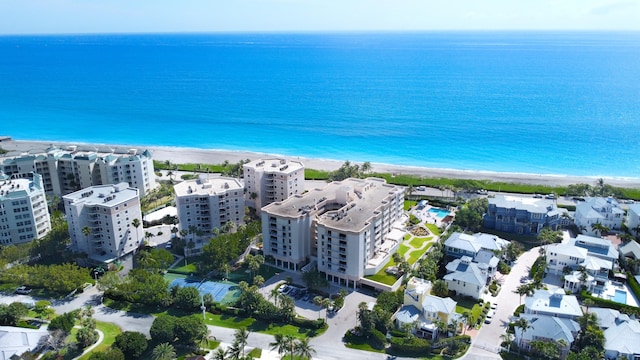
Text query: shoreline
2 139 640 188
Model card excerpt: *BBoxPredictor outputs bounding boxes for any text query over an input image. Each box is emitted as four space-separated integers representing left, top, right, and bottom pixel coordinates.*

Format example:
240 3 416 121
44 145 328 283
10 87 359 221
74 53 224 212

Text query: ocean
0 32 639 178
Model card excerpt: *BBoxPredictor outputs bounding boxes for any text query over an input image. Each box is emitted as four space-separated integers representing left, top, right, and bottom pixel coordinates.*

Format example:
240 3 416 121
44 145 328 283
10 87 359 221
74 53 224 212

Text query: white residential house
443 256 487 300
0 326 50 360
0 145 157 197
603 318 640 360
575 197 624 236
513 314 579 359
589 307 632 330
524 289 583 320
626 204 640 236
174 177 244 256
395 277 457 339
619 241 640 274
548 235 617 286
0 172 51 245
243 158 304 214
444 232 509 259
261 177 405 288
64 183 143 262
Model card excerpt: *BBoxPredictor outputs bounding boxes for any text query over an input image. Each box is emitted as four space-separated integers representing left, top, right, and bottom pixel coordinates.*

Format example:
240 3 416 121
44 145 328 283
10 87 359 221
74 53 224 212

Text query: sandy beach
2 139 640 188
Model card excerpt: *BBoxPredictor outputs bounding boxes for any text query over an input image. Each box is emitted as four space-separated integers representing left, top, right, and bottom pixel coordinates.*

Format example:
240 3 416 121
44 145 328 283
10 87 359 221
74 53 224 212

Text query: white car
484 310 495 324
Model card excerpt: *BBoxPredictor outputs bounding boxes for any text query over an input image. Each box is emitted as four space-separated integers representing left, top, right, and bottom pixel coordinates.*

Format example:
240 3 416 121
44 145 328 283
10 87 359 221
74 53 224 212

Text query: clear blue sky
1 0 639 34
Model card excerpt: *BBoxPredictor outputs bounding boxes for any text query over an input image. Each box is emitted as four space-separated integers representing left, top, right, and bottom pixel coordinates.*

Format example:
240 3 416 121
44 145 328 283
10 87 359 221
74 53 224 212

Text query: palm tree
500 332 514 352
269 288 280 307
212 347 228 360
233 327 250 358
152 342 176 360
514 284 534 304
82 226 92 240
591 222 609 237
270 333 296 360
514 317 533 354
221 263 231 280
460 311 471 335
294 337 316 360
131 218 141 243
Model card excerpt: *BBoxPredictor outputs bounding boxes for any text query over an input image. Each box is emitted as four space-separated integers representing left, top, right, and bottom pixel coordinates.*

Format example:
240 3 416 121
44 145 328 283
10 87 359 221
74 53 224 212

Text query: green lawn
169 263 199 275
203 313 325 338
403 233 412 241
78 321 122 360
248 348 262 358
407 243 432 264
454 296 477 314
364 257 399 286
426 224 442 236
398 244 410 257
343 332 385 353
409 236 432 248
404 200 418 211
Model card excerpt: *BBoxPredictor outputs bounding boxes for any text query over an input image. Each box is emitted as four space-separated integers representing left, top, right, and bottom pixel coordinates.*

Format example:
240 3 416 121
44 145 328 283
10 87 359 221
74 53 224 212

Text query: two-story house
395 277 457 339
443 256 487 300
484 195 569 235
574 197 624 236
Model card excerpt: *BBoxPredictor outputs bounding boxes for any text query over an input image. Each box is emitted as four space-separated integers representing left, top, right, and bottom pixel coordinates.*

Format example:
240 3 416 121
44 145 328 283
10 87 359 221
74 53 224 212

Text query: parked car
545 194 556 199
416 186 426 191
15 286 32 295
484 310 495 324
533 194 543 198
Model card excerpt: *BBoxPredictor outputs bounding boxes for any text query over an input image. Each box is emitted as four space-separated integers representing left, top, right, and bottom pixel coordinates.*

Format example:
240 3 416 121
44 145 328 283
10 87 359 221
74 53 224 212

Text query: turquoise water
1 32 639 177
614 289 627 304
428 208 450 218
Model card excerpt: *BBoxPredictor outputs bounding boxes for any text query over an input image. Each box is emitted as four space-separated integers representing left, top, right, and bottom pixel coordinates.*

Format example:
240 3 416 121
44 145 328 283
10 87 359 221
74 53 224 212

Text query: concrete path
72 329 105 360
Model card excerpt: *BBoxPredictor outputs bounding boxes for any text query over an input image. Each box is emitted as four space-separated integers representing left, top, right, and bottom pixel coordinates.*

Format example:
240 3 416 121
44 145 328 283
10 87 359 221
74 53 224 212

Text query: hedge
389 336 431 356
581 290 640 316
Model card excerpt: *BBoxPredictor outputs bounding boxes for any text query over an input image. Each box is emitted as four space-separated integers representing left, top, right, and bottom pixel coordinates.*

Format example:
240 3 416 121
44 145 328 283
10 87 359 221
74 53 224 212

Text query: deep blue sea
0 32 639 177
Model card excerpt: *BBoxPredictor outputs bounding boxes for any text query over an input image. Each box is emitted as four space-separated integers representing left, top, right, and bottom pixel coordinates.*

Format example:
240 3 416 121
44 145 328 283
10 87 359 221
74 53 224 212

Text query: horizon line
2 29 640 37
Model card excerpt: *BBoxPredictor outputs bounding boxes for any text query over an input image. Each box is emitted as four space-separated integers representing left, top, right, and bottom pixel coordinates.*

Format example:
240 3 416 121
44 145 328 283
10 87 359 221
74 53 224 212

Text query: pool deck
412 205 455 228
597 281 639 307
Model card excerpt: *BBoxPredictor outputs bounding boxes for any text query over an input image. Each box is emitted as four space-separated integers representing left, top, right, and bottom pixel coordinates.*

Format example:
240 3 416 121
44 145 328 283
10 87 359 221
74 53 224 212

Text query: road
462 246 541 359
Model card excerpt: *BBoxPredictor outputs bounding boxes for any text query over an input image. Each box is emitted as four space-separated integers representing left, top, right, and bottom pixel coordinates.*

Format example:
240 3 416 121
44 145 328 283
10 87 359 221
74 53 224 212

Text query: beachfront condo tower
0 172 51 245
174 176 244 256
243 158 305 214
64 183 143 263
261 177 406 288
0 145 157 197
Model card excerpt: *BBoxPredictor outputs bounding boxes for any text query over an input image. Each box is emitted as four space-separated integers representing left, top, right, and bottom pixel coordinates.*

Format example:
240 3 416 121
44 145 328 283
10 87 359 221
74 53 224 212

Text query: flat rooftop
490 194 555 213
64 183 138 206
264 177 403 232
244 158 304 174
174 177 243 197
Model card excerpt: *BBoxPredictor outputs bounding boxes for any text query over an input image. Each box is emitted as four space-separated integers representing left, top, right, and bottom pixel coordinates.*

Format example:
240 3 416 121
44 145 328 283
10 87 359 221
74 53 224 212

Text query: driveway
462 246 541 359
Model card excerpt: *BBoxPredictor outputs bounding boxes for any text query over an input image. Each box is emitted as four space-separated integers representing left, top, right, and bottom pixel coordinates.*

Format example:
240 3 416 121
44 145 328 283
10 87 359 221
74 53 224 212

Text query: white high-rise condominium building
243 158 304 213
0 145 157 197
64 183 143 262
262 177 405 288
174 176 244 256
0 173 51 245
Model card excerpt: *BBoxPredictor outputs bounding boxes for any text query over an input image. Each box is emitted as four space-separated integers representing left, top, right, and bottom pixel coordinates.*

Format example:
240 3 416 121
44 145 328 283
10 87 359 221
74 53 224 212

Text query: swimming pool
613 289 627 304
428 207 450 218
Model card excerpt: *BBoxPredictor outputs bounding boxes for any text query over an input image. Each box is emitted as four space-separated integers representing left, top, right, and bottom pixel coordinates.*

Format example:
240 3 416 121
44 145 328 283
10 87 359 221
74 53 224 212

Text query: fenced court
167 274 241 304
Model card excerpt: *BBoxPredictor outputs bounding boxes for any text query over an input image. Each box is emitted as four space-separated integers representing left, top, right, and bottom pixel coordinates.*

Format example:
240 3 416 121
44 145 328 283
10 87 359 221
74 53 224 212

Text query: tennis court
168 275 241 304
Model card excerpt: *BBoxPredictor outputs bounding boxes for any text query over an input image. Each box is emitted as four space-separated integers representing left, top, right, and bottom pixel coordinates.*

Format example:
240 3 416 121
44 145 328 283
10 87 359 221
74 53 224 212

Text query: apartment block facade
174 177 244 256
243 158 304 213
0 145 156 197
261 177 404 288
64 183 143 262
0 173 51 245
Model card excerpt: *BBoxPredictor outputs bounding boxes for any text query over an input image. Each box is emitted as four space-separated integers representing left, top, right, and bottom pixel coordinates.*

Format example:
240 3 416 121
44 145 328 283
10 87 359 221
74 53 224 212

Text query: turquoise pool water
613 289 627 304
428 208 450 218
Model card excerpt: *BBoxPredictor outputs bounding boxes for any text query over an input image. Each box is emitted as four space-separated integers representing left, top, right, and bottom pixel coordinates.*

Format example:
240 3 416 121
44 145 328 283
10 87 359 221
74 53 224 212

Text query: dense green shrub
291 316 325 330
389 336 431 356
369 328 387 350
